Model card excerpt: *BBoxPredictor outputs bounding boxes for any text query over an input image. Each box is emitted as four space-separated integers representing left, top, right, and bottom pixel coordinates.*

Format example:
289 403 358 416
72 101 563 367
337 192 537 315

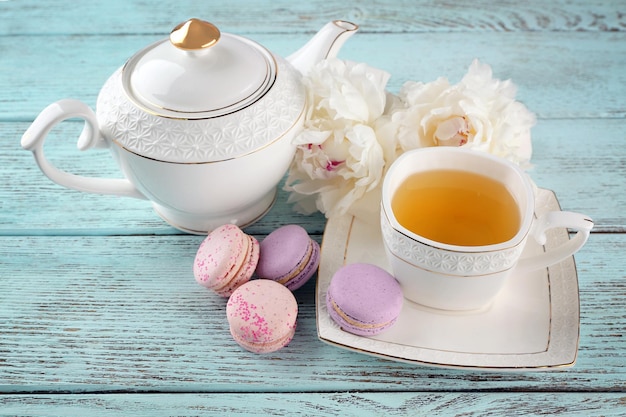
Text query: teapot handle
21 99 146 199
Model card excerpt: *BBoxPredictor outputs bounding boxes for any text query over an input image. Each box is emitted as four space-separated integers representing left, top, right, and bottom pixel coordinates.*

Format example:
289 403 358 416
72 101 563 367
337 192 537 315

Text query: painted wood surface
1 0 625 415
1 393 626 416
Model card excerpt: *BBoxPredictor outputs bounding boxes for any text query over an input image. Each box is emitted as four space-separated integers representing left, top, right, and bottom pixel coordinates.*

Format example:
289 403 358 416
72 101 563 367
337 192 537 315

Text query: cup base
152 188 277 234
403 296 494 315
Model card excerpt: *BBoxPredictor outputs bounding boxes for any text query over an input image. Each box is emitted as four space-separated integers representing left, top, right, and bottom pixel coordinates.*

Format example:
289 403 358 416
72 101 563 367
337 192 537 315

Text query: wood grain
1 234 624 392
1 393 626 416
2 0 623 35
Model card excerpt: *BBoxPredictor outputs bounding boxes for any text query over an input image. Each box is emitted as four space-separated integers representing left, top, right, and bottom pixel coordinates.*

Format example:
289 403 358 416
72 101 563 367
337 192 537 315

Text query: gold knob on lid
170 18 220 50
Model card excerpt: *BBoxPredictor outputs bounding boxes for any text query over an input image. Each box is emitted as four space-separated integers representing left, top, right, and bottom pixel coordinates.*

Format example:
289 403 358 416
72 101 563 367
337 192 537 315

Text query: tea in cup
380 147 593 311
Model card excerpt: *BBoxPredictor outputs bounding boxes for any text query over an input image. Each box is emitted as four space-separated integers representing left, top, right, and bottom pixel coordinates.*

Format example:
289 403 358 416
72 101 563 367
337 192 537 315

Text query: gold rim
152 190 277 234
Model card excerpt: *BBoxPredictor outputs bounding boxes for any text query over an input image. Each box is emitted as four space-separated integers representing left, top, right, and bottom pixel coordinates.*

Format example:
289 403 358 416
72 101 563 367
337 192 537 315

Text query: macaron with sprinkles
256 224 320 291
226 279 298 353
326 263 403 336
193 224 259 297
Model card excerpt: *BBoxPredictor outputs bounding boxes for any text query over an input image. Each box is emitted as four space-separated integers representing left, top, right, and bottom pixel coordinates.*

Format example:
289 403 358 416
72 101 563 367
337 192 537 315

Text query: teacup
380 147 593 311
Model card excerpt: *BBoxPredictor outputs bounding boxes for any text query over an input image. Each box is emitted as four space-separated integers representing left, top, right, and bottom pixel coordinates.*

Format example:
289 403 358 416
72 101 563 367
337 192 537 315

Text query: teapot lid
122 18 276 119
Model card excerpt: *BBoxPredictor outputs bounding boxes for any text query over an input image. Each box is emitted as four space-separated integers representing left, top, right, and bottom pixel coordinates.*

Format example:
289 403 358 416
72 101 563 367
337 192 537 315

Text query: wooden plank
529 119 626 233
2 118 622 234
1 393 625 416
3 32 625 121
1 234 623 392
1 0 623 36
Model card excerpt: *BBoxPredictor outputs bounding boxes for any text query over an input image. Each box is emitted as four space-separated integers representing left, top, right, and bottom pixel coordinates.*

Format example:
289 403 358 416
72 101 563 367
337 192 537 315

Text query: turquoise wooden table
1 1 625 415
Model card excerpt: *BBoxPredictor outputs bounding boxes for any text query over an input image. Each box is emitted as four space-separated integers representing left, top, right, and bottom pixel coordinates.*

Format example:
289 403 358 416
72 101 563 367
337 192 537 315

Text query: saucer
316 188 580 370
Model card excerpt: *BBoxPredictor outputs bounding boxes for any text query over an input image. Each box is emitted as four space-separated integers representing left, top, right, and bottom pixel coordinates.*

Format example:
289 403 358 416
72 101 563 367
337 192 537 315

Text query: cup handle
516 211 593 273
21 99 146 199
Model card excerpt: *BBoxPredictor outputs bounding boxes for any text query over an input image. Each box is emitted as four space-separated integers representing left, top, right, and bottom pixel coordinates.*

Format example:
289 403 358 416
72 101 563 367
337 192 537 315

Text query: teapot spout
287 20 358 75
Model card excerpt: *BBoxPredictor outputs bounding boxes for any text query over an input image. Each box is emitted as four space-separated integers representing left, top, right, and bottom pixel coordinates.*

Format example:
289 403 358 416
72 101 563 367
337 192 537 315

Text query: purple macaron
256 224 320 291
326 263 403 336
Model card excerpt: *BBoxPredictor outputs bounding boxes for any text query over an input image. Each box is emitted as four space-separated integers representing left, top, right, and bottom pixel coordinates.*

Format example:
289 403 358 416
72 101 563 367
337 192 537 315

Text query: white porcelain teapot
21 19 358 233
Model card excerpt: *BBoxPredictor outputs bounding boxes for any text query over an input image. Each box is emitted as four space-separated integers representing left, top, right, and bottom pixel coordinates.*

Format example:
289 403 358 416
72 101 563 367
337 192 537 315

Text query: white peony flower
284 59 391 218
386 59 536 166
285 58 536 220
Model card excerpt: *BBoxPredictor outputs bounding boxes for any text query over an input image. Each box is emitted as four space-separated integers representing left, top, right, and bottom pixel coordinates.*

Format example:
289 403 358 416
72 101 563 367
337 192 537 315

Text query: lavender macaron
326 263 403 336
256 224 320 291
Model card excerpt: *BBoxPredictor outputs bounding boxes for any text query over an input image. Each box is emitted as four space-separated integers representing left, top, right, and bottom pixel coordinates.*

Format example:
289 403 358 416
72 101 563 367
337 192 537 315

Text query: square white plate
316 188 580 370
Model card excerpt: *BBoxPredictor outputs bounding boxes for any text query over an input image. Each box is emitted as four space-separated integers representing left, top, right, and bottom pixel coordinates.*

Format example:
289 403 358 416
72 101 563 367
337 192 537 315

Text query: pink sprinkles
193 224 247 289
226 280 298 353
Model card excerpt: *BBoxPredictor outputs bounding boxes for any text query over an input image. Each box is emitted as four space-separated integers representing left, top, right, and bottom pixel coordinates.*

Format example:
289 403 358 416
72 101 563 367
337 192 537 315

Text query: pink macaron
326 263 403 336
226 279 298 353
193 224 259 297
256 224 320 291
